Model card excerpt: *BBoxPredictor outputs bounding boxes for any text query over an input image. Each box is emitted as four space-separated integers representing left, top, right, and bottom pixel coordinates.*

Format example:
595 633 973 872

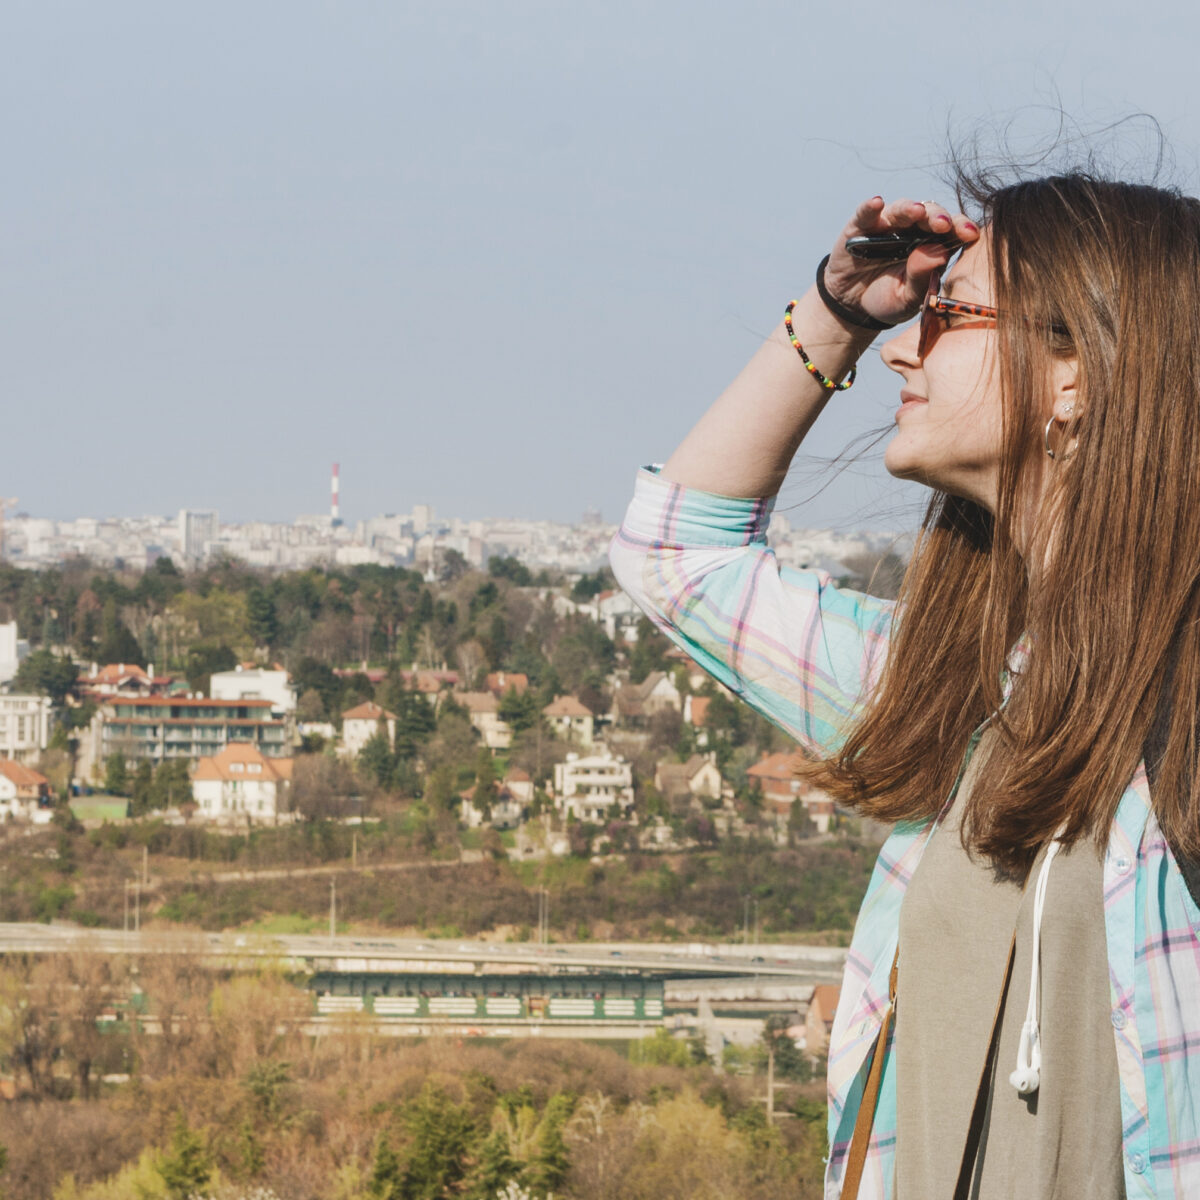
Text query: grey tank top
894 733 1126 1199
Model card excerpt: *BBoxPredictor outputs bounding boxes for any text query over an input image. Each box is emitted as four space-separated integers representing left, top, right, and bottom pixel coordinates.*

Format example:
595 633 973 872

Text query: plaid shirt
611 466 1200 1200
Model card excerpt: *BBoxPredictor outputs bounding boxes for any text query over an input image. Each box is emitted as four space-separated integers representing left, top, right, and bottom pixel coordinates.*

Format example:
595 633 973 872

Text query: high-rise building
178 509 219 563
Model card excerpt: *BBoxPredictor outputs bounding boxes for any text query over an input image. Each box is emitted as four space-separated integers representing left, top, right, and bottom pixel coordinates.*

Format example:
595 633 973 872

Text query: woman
609 178 1200 1199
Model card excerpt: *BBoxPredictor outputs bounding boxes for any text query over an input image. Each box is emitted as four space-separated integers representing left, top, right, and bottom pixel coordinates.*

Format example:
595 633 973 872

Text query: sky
2 1 1196 532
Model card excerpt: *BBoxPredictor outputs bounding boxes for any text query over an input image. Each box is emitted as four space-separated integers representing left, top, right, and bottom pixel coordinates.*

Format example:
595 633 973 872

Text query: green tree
467 1130 518 1199
13 649 77 707
184 643 237 694
488 556 533 586
397 1084 476 1199
96 599 143 666
246 586 279 646
158 1116 212 1200
497 687 540 736
526 1092 572 1195
472 749 497 821
427 764 457 813
628 616 670 684
129 761 154 816
104 753 129 797
370 1135 403 1199
358 730 396 789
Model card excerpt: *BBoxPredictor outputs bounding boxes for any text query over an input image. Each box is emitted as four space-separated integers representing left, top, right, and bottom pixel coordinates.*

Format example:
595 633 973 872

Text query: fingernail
963 221 979 233
872 195 883 203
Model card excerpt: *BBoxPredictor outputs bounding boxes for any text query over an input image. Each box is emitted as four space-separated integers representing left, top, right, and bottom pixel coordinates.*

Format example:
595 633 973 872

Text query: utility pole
352 832 357 870
123 880 129 933
743 896 750 945
134 881 140 933
766 1041 775 1121
142 844 149 887
329 877 336 941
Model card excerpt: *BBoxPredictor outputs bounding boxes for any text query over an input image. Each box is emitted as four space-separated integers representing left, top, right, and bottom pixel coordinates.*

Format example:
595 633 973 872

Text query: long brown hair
806 174 1200 873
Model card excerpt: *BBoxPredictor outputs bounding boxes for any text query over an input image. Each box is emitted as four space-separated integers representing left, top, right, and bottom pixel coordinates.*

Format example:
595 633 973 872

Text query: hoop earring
1043 415 1059 460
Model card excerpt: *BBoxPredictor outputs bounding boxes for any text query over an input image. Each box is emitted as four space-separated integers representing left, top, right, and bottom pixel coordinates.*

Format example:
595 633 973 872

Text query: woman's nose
881 322 921 375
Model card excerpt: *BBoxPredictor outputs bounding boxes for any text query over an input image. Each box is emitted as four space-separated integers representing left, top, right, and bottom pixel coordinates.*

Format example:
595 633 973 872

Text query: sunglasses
918 269 1069 358
917 269 999 359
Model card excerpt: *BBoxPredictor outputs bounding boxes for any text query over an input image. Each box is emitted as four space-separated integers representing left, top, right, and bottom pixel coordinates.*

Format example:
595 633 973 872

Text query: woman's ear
1050 355 1079 424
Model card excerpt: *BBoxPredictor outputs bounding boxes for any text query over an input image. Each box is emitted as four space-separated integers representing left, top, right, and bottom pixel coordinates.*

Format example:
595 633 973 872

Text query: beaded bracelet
784 301 857 392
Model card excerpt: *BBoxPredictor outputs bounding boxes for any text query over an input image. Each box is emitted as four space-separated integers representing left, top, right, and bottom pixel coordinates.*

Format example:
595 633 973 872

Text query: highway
0 923 847 982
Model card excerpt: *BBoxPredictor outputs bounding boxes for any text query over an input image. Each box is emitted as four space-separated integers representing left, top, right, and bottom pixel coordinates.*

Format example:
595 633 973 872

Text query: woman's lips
896 390 927 420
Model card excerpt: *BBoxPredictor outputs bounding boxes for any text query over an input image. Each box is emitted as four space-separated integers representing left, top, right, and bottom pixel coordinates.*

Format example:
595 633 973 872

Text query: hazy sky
2 1 1194 531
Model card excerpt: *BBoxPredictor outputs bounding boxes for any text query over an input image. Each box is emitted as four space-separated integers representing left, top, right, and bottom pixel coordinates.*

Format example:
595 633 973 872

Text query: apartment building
553 748 634 823
85 696 288 776
0 695 53 764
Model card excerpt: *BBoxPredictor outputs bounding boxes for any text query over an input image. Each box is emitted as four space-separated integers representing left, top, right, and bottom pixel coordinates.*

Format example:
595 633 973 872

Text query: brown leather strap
952 930 1018 1200
841 947 899 1200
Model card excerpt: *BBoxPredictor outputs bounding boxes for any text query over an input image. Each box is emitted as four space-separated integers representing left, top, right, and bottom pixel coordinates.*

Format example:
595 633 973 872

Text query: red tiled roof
687 696 711 726
192 743 293 784
104 696 274 709
458 692 499 714
746 751 806 783
0 760 48 789
486 672 528 696
543 694 593 718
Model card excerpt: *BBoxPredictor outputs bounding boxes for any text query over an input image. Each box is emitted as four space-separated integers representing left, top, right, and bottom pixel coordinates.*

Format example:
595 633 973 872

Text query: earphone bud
1009 1017 1042 1095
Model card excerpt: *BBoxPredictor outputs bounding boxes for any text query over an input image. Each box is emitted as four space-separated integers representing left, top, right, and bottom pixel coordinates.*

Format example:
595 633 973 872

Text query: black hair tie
815 254 898 331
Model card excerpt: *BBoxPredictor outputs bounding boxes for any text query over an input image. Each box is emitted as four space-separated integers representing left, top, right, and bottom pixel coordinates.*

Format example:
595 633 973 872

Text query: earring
1044 405 1076 460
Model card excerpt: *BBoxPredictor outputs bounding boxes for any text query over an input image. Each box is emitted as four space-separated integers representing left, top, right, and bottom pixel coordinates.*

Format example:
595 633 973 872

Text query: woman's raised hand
822 197 982 328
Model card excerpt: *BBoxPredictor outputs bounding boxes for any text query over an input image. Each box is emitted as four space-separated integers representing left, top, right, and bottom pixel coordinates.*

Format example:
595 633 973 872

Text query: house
553 748 635 823
459 784 525 830
457 692 512 750
805 984 841 1058
485 671 528 697
746 751 834 833
0 759 52 823
683 695 711 746
210 666 295 715
0 695 53 765
654 753 723 813
577 589 642 641
77 662 157 699
542 695 594 746
192 743 294 824
502 766 535 805
341 702 396 757
612 671 681 726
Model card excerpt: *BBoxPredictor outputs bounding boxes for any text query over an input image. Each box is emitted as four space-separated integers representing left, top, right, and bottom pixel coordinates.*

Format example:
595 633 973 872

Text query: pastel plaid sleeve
609 466 895 756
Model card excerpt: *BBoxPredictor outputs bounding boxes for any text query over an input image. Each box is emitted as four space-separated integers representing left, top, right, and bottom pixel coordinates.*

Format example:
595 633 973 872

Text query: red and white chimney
331 462 341 525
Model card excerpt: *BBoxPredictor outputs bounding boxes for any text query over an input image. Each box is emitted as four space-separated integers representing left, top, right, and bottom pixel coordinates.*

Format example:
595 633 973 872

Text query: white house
0 759 52 823
553 747 635 823
341 701 396 757
192 743 293 824
460 785 525 831
210 666 296 715
543 695 594 746
0 695 53 764
457 692 512 750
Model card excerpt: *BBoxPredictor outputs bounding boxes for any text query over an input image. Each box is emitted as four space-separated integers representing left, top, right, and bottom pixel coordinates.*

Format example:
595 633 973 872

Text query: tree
472 749 497 821
628 617 670 684
426 765 457 813
13 649 77 707
151 759 192 811
488 556 533 586
358 730 396 789
246 586 279 646
184 643 236 694
104 753 129 797
158 1116 212 1200
130 761 154 816
497 687 539 736
96 600 143 666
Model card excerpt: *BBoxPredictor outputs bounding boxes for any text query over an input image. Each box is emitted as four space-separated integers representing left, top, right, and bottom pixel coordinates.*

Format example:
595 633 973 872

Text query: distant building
178 509 219 564
485 671 528 697
192 743 293 824
543 694 594 746
84 696 286 777
502 766 534 805
0 695 53 765
746 751 834 833
554 748 634 823
682 694 711 747
77 662 167 700
0 759 51 823
341 701 396 757
211 666 295 715
0 622 29 686
654 753 723 814
457 692 512 750
805 984 840 1058
612 671 681 726
459 784 524 831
